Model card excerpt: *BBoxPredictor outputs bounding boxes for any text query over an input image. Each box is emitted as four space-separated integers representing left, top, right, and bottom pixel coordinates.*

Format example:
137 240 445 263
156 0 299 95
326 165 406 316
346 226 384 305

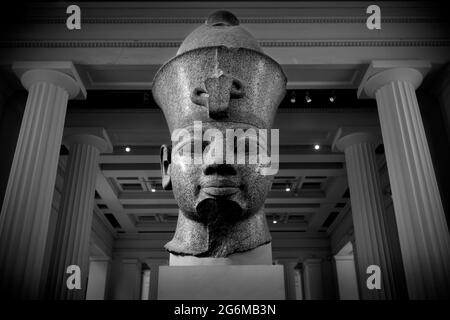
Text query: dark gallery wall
0 91 26 210
418 65 450 232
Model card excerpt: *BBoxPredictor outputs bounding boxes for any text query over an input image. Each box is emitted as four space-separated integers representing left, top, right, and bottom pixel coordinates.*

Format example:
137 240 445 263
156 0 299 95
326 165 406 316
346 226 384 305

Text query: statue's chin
194 198 244 225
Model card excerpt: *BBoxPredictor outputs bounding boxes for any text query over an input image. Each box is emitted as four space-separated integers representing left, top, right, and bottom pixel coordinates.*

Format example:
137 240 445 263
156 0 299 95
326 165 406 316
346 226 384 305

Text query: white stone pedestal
169 243 273 266
158 265 285 300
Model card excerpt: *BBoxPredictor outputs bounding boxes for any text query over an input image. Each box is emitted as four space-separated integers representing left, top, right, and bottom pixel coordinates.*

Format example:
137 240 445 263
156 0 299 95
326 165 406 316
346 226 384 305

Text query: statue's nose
203 163 237 176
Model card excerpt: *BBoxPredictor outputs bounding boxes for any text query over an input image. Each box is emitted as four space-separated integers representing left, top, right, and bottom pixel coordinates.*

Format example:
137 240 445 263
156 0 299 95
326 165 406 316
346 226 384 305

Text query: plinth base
158 265 285 300
169 243 273 266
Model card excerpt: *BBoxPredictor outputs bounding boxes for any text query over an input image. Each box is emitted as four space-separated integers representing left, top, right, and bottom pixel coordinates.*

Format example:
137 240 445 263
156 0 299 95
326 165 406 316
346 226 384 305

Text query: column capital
12 61 86 99
358 60 431 99
332 127 381 152
63 127 113 153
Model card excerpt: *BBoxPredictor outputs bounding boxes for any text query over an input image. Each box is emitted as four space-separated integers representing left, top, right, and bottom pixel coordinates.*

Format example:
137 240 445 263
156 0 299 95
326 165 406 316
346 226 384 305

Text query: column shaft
47 143 100 299
294 268 303 300
376 80 450 298
149 264 160 300
303 259 324 300
280 261 298 300
344 141 399 299
0 81 69 298
141 270 151 300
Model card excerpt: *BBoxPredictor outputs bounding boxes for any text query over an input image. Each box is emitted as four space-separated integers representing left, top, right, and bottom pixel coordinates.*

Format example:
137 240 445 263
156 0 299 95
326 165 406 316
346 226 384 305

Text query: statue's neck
165 208 272 258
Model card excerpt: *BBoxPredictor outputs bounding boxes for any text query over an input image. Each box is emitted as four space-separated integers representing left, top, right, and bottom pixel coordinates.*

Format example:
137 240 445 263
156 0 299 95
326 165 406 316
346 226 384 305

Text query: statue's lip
200 179 239 188
202 187 240 197
200 179 241 196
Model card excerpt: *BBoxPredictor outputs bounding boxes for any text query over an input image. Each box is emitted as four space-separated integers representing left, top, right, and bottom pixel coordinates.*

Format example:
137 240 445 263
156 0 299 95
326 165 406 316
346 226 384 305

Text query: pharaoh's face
162 122 275 225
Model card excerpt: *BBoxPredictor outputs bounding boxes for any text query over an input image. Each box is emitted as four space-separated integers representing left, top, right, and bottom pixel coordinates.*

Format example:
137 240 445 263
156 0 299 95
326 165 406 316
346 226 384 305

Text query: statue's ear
160 144 172 190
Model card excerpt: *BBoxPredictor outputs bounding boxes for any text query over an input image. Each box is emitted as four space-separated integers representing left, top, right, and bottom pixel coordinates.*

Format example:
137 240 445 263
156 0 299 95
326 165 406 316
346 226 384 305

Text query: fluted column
335 130 402 299
293 265 304 300
46 128 112 300
360 61 450 299
0 62 84 299
278 260 298 300
302 258 324 300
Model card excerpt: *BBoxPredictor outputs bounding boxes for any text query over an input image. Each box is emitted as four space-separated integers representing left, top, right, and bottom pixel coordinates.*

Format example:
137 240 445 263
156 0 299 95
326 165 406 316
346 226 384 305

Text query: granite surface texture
152 10 286 258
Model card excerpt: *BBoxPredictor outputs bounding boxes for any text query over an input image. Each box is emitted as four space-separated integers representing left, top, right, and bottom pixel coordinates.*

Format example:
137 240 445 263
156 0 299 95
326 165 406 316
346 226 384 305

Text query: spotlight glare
290 91 296 104
286 187 291 192
125 146 131 153
305 91 312 103
273 220 278 224
314 144 320 150
151 188 156 192
329 90 336 103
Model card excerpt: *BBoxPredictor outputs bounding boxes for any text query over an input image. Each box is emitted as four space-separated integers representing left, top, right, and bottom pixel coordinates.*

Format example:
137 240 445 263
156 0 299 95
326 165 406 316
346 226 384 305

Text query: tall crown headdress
152 10 287 132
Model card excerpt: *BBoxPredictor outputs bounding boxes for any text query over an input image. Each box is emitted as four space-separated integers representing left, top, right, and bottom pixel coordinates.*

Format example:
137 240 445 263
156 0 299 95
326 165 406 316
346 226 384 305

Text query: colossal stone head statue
152 10 286 259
